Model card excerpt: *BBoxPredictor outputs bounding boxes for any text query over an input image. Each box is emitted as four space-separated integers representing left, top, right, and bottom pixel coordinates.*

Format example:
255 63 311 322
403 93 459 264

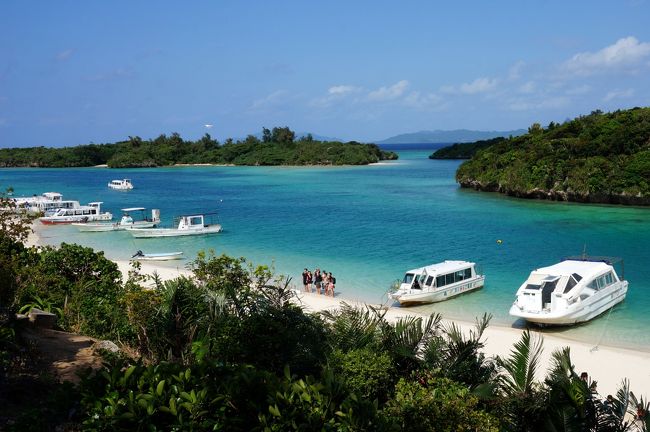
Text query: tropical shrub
380 376 500 431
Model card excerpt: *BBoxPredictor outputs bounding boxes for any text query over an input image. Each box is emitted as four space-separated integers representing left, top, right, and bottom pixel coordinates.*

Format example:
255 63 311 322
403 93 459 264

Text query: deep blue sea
2 145 649 349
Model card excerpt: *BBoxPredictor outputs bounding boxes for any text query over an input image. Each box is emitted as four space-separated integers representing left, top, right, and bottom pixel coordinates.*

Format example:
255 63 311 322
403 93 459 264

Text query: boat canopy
405 260 475 276
532 260 613 281
121 207 146 212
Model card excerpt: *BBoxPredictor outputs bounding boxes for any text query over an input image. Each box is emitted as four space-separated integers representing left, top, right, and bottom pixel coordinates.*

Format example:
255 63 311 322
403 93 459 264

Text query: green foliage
456 107 650 203
430 137 507 159
5 240 648 431
79 360 278 431
15 243 127 339
259 368 380 431
0 187 36 308
330 347 395 402
381 377 500 431
0 128 398 167
424 314 497 391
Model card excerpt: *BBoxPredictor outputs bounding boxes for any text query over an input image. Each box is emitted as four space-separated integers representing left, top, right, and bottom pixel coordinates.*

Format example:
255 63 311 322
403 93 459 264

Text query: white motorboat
129 213 222 238
509 256 628 326
130 250 184 261
39 202 112 225
108 179 134 190
388 260 485 305
73 208 160 232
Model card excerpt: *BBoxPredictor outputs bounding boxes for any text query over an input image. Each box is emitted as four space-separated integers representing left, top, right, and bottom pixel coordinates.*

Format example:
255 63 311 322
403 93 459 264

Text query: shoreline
25 224 650 398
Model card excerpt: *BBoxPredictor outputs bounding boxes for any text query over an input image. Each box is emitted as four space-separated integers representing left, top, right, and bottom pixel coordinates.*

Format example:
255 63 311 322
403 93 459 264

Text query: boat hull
40 214 112 225
390 276 485 305
129 224 222 238
72 221 157 232
509 282 628 326
132 252 184 261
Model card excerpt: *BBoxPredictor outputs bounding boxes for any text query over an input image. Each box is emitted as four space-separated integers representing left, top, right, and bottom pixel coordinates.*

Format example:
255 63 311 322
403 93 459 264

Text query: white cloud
603 88 634 101
310 84 361 108
518 81 536 94
564 36 650 75
402 91 444 109
441 77 498 95
250 90 288 110
506 96 570 112
328 85 360 95
367 80 409 101
459 77 498 94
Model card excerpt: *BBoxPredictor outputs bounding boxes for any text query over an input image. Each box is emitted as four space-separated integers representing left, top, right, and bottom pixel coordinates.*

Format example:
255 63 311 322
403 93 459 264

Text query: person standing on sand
314 268 322 294
302 268 309 292
306 271 313 293
322 272 329 295
327 272 336 297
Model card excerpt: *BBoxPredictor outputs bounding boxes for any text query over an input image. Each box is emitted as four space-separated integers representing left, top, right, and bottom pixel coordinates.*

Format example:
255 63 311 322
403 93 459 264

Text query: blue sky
1 0 650 147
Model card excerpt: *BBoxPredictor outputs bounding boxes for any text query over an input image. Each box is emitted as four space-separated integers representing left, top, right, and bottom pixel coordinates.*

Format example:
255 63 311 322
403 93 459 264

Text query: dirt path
22 327 104 384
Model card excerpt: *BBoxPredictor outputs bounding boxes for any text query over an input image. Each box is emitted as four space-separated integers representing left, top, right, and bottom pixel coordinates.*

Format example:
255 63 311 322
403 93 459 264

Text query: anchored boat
39 202 112 225
129 212 222 238
389 260 485 305
12 192 80 215
509 256 628 326
108 179 134 190
73 208 160 232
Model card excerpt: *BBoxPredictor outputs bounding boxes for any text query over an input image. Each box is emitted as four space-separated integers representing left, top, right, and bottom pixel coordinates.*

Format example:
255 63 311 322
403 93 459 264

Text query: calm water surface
2 147 649 349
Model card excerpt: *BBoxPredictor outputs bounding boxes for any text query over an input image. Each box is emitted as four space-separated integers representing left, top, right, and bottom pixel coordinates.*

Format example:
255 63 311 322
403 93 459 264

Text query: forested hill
0 127 397 168
455 107 650 206
429 137 507 159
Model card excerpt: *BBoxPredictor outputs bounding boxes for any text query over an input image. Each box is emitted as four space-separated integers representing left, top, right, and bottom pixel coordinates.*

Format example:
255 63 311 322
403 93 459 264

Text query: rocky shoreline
459 179 650 206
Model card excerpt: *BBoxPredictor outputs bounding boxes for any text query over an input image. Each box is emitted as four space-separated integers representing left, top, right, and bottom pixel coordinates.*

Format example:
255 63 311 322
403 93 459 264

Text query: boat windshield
403 273 415 284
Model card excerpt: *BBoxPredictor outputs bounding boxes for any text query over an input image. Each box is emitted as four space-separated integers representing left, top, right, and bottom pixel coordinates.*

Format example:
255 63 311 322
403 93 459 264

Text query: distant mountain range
375 129 526 144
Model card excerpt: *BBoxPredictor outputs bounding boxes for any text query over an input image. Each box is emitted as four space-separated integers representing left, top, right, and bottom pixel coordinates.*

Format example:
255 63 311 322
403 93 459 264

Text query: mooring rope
591 305 614 352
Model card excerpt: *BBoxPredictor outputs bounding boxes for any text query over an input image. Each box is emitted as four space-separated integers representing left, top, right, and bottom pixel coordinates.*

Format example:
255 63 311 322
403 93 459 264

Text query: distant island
0 127 397 168
429 137 507 159
377 129 525 144
455 107 650 206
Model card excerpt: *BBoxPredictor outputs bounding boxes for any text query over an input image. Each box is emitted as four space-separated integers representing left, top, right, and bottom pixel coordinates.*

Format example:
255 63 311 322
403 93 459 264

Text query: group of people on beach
302 268 336 297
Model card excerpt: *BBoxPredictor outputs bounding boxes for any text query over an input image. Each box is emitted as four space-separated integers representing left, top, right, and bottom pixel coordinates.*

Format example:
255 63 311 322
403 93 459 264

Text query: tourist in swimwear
328 272 335 297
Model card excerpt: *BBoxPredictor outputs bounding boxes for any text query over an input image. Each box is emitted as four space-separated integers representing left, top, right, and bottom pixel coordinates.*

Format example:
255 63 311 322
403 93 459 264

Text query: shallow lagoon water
3 147 650 350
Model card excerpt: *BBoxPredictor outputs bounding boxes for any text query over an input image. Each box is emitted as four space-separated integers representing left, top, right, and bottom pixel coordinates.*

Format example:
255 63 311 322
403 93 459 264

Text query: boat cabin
119 207 160 225
49 202 105 218
402 260 477 291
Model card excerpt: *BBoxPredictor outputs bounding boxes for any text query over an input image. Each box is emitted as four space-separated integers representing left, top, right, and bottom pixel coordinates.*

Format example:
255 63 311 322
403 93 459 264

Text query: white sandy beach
26 226 650 398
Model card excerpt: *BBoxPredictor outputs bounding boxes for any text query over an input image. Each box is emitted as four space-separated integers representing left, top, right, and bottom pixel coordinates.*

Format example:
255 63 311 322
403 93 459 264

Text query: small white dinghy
131 250 184 261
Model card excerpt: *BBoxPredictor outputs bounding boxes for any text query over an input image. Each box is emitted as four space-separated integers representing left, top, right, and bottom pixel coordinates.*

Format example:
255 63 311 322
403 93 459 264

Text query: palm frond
320 302 384 352
498 329 544 397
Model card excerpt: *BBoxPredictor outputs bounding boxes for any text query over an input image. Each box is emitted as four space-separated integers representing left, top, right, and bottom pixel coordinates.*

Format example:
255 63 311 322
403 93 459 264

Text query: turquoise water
2 148 650 349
